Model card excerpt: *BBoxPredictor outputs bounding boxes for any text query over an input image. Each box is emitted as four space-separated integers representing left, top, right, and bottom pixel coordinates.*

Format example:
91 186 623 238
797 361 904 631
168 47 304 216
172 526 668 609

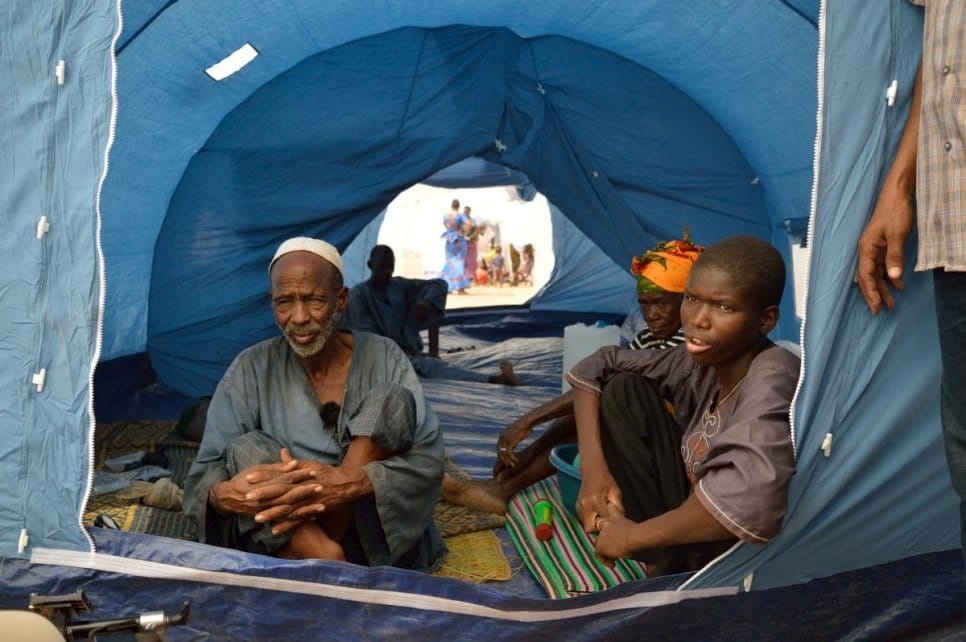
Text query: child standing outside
490 246 506 287
567 236 799 575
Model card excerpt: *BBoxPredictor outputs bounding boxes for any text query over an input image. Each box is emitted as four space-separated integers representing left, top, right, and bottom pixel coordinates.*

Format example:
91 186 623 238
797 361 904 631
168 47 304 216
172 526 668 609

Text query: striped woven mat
505 477 648 598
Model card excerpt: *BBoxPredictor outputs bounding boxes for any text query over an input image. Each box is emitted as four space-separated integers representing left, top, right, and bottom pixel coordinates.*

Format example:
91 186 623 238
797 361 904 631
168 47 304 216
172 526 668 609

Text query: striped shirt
911 0 966 271
629 327 686 351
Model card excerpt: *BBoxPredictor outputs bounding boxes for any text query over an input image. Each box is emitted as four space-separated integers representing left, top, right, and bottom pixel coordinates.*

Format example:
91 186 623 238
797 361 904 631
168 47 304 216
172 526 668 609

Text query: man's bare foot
490 359 522 386
278 522 346 561
441 474 509 515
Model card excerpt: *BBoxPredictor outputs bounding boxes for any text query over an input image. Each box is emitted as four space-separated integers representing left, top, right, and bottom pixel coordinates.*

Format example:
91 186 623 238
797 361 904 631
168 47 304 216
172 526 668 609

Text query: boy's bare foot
490 359 522 386
441 475 508 515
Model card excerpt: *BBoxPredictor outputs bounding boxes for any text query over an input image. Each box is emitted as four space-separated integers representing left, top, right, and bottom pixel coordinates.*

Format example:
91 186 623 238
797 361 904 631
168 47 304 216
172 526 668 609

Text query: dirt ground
444 282 539 310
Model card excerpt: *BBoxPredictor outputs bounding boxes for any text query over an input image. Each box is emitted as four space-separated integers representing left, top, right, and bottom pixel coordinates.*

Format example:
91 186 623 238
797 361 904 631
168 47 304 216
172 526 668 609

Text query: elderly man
342 244 521 385
183 237 446 571
441 234 704 515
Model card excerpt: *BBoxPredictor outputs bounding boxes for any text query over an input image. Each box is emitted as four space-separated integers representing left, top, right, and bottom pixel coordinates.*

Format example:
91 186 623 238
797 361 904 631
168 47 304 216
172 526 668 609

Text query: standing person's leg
934 271 966 564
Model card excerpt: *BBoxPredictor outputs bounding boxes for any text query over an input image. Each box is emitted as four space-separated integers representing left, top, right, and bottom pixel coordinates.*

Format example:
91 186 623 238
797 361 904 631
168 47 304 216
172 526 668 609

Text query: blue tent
1 0 961 638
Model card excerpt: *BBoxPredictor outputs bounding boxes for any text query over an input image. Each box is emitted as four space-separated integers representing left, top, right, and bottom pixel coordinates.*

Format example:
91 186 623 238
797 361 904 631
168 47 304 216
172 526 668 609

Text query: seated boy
567 236 799 575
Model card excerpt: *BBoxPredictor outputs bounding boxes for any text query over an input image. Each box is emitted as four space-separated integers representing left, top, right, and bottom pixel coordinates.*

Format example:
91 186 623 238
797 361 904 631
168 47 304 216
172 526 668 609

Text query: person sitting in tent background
440 198 471 294
183 237 447 570
570 236 799 576
440 233 703 515
343 245 522 386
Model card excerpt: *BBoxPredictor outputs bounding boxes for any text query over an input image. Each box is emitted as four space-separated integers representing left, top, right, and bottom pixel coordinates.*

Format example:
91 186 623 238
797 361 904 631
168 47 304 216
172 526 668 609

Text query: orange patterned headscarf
630 229 704 293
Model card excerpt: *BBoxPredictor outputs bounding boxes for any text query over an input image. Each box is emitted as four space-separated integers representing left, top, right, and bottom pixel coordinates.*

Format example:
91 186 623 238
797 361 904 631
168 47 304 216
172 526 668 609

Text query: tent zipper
788 0 830 464
79 0 125 554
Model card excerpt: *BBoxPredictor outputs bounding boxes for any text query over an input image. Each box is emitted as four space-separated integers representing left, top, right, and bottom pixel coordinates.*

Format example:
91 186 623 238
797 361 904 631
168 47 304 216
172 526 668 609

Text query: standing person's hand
856 182 915 314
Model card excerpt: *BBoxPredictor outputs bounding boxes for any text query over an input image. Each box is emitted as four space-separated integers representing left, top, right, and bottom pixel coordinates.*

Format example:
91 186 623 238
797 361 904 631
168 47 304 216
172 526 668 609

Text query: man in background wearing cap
440 234 703 515
342 244 522 386
183 237 446 570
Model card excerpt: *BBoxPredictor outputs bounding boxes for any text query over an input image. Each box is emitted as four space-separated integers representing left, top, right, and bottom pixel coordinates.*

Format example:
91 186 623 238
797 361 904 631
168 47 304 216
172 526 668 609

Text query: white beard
280 312 338 358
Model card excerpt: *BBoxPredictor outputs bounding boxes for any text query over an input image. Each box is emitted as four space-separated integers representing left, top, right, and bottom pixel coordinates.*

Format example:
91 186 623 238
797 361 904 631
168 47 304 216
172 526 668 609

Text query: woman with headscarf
440 199 471 294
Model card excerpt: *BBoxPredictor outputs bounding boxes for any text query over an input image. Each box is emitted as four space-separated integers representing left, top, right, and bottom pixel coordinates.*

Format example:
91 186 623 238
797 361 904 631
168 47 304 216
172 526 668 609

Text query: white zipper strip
31 548 736 622
80 0 124 554
790 0 829 465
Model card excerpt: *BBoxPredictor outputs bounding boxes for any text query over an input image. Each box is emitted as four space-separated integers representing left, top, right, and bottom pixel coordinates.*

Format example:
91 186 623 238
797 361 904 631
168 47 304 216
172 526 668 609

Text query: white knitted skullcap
269 237 343 277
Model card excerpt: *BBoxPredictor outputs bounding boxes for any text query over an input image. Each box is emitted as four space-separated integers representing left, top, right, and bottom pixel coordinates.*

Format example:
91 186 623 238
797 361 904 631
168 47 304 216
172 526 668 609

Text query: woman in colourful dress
440 199 471 294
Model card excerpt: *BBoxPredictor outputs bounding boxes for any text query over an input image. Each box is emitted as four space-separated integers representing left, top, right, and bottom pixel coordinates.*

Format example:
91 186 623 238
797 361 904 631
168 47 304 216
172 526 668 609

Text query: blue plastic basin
549 443 581 517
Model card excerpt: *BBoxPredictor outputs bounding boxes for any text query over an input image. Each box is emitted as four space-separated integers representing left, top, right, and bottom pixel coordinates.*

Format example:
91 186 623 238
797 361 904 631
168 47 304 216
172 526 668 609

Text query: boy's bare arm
496 389 576 459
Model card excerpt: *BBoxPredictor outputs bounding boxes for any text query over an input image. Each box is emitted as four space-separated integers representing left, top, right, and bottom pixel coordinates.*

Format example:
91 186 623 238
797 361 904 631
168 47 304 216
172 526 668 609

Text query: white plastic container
561 321 620 392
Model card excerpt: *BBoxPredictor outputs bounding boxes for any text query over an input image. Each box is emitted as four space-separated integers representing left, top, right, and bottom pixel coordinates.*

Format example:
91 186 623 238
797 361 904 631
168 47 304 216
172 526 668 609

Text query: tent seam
29 548 738 622
394 30 428 141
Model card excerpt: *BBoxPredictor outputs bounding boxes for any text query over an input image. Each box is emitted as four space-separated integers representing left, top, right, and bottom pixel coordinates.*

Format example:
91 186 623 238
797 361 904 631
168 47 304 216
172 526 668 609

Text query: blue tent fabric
531 204 637 317
100 1 818 365
0 0 116 555
422 156 534 190
2 0 964 638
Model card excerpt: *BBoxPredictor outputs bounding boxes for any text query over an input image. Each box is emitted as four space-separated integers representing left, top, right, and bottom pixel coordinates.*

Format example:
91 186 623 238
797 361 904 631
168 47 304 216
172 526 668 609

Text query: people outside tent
441 234 702 515
183 237 447 570
343 245 522 386
440 199 471 294
462 206 485 285
490 246 507 287
475 257 490 285
516 243 535 286
571 236 798 575
855 0 966 576
508 244 521 285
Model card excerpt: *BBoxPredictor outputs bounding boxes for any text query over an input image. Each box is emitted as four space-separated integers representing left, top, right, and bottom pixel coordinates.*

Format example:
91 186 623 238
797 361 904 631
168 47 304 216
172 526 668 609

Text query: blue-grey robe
342 277 447 355
343 277 490 382
183 331 446 570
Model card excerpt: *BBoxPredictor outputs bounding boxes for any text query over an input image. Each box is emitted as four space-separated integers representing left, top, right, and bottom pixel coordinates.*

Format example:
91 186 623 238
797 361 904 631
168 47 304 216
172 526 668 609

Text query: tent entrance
343 182 555 311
